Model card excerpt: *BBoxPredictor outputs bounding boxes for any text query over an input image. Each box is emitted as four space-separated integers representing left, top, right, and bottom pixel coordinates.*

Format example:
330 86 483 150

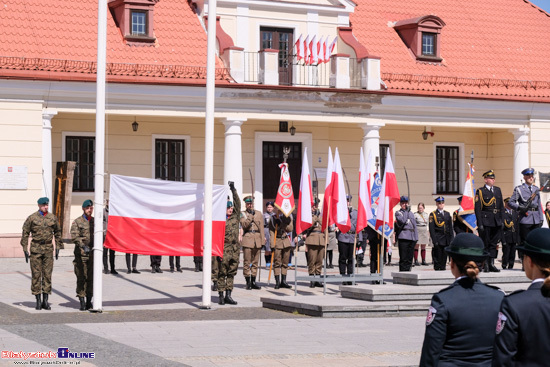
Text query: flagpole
201 0 218 309
267 223 277 285
91 0 107 312
352 233 357 285
322 198 331 295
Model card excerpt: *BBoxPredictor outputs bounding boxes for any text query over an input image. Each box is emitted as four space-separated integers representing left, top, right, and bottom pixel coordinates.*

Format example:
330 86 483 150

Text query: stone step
340 282 528 302
391 270 530 286
261 295 430 318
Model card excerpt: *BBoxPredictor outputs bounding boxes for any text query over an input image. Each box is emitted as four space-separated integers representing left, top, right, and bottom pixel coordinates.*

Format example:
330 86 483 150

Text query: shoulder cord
479 190 496 207
432 212 445 227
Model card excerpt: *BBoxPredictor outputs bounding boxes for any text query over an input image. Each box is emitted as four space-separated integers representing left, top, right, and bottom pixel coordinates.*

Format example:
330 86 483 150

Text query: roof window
109 0 158 44
394 15 445 62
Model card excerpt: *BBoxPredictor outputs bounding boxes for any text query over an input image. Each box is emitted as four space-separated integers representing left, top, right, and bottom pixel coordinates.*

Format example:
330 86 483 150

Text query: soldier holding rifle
509 168 545 244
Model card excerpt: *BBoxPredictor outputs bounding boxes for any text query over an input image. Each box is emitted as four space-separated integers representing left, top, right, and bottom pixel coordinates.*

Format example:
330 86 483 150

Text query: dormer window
109 0 158 44
131 10 147 36
394 15 445 62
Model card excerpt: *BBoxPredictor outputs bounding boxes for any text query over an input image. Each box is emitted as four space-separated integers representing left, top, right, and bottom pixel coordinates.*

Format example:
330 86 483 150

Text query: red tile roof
0 0 230 84
351 0 550 101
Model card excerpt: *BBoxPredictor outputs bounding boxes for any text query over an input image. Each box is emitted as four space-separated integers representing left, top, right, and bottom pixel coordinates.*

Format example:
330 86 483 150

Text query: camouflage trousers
211 256 219 283
217 243 240 291
30 252 53 295
73 252 93 298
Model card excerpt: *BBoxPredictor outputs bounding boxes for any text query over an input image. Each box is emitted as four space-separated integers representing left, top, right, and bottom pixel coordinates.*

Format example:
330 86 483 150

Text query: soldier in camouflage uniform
216 182 241 305
21 197 63 310
70 199 95 311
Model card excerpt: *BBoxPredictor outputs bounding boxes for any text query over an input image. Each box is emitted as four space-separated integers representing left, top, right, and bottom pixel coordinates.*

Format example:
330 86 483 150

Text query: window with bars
155 139 185 182
66 136 95 192
422 33 436 56
436 146 459 194
131 10 147 36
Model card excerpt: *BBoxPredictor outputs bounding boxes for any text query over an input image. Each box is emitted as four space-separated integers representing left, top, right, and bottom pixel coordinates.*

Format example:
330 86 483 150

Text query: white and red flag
458 163 478 231
375 150 400 229
309 35 318 64
316 36 322 64
331 148 351 233
320 36 328 63
357 147 373 232
296 148 313 235
303 35 310 64
274 162 295 217
295 34 304 61
328 36 337 56
321 147 334 231
103 174 228 256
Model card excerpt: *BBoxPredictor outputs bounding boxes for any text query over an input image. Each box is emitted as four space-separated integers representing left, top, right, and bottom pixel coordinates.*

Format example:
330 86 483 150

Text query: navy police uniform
336 197 362 278
429 197 454 271
492 228 550 366
474 170 504 270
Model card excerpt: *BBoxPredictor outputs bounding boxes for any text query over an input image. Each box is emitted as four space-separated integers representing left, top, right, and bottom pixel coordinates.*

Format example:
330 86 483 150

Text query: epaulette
506 289 526 297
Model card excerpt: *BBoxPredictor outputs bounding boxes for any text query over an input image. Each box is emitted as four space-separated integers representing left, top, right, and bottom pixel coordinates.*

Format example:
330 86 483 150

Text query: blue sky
528 0 550 12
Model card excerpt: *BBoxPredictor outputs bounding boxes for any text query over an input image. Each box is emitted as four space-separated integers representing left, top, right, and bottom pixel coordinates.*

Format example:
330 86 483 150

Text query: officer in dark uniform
501 197 519 270
474 170 504 272
453 196 473 234
429 197 454 271
336 195 362 284
509 167 544 244
395 196 418 272
367 226 382 275
420 233 504 367
492 228 550 366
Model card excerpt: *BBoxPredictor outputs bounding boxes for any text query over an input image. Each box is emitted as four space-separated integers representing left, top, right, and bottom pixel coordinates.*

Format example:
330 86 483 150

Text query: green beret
37 197 49 205
227 201 233 208
82 199 93 208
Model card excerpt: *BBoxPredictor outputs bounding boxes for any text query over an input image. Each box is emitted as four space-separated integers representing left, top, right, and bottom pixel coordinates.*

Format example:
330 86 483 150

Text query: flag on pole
458 163 478 231
375 150 400 230
103 175 228 256
296 148 313 235
295 35 304 61
274 162 295 217
321 147 334 231
316 36 322 64
309 35 318 64
331 148 351 233
357 147 373 232
328 36 337 55
303 35 310 64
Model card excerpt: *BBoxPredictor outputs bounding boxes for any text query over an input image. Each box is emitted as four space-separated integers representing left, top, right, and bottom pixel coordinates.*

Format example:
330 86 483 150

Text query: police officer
474 170 504 272
303 200 325 287
269 209 293 289
429 197 454 271
395 196 418 272
240 195 264 290
420 233 504 366
509 168 544 244
492 228 550 366
216 181 241 305
70 199 94 311
453 196 473 234
337 195 362 284
21 197 63 310
501 197 519 270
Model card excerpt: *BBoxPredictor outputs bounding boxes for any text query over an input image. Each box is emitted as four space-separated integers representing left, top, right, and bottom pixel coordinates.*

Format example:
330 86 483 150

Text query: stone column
223 118 245 195
510 127 530 187
361 121 385 171
42 109 57 201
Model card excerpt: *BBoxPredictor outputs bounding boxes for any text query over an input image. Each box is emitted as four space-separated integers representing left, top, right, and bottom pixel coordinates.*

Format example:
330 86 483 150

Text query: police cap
521 168 535 176
400 196 409 203
435 196 445 203
482 170 495 179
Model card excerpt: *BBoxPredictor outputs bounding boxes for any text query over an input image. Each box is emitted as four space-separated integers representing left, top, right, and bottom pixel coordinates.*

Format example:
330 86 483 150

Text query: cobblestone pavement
0 253 426 366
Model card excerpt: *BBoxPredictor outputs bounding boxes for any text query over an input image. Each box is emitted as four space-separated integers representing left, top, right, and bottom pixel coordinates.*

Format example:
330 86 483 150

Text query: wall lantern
132 118 139 132
422 127 434 140
290 123 296 136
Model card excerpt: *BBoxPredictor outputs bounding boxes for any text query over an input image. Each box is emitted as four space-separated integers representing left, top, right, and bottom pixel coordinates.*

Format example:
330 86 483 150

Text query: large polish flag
321 147 334 231
103 174 228 256
296 148 313 235
331 148 351 233
375 150 400 229
357 147 373 232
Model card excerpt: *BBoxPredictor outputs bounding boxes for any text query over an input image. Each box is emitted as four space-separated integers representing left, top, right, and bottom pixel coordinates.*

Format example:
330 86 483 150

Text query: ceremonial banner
274 162 295 217
104 174 228 256
375 150 400 230
296 148 313 235
331 148 351 233
458 163 478 231
321 147 334 231
357 147 373 232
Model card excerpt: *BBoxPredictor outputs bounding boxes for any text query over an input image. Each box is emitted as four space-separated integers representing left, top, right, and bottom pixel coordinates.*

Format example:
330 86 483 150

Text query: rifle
518 179 549 216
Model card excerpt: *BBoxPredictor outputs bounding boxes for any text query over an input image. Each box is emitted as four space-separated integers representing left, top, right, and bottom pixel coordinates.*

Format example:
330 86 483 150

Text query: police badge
426 306 437 326
496 312 507 334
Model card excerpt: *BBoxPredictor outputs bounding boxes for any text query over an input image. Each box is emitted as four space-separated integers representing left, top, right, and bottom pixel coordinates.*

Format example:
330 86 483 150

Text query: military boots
224 290 237 305
489 258 501 273
79 297 86 311
250 276 261 290
218 291 225 305
280 275 292 289
41 293 51 310
245 277 252 290
35 295 41 310
85 296 92 310
274 275 281 289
